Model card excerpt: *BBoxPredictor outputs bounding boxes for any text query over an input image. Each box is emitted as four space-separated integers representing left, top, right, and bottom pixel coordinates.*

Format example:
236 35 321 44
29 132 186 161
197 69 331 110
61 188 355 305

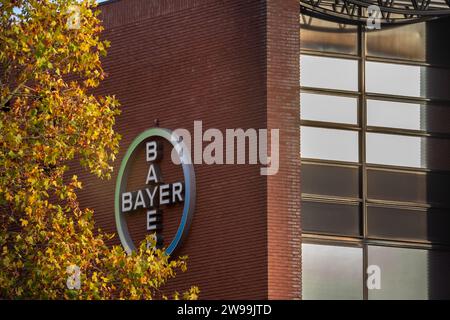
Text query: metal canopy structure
300 0 450 26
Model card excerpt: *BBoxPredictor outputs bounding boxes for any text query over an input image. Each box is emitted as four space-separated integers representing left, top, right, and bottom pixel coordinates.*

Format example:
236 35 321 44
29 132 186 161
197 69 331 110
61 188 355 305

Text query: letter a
367 265 381 290
146 163 162 184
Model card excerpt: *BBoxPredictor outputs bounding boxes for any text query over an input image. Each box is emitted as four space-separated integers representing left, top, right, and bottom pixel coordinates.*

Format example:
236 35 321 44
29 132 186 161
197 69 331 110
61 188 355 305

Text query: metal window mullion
358 24 369 301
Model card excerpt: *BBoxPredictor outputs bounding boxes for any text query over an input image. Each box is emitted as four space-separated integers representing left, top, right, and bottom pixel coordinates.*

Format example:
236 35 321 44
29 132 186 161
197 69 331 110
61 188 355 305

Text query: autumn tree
0 0 198 299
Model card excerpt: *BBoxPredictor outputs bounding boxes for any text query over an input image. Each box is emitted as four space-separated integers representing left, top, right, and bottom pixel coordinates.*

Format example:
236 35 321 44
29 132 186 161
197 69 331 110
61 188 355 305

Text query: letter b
121 192 133 213
146 141 161 162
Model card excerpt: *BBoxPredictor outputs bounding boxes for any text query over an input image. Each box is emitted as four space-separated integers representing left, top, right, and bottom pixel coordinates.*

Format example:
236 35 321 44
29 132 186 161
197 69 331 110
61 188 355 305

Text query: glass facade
302 243 363 300
300 17 450 299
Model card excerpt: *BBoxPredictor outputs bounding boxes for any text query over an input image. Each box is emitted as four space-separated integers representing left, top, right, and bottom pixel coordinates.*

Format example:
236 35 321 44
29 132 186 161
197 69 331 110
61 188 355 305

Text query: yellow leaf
20 219 29 227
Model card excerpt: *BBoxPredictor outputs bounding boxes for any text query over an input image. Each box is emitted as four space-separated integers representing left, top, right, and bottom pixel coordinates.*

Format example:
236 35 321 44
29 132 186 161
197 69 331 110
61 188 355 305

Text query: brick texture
72 0 300 299
266 0 301 300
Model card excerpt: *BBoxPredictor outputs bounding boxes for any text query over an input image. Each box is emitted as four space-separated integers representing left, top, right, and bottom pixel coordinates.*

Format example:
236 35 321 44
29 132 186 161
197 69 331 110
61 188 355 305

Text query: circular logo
114 128 195 255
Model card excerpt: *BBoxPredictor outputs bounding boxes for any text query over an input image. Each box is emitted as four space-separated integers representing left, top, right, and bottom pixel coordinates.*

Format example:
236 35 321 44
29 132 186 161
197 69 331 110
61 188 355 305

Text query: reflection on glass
301 93 358 124
368 246 428 300
366 133 424 168
302 202 361 237
366 62 422 97
421 66 450 101
367 206 450 244
300 16 357 55
366 22 426 62
367 169 450 206
425 17 450 67
302 163 360 198
367 100 422 131
300 55 358 91
367 133 450 170
414 103 450 134
302 243 363 300
368 246 450 299
301 126 359 162
367 99 450 134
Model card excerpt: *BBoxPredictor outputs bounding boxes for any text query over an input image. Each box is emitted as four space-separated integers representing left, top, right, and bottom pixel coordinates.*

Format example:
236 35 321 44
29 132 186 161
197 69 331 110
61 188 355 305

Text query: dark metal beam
300 0 450 26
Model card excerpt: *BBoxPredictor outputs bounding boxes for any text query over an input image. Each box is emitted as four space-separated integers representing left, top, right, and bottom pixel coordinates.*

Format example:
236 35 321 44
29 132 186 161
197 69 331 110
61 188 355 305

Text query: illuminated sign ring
114 128 195 255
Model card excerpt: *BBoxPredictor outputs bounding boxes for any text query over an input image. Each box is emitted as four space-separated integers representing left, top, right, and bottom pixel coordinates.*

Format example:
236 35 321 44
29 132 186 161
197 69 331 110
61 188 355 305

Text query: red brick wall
266 0 301 300
73 0 300 299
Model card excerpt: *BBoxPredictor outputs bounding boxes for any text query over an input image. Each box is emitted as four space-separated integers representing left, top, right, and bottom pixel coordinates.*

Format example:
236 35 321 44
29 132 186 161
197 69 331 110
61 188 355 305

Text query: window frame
300 20 450 300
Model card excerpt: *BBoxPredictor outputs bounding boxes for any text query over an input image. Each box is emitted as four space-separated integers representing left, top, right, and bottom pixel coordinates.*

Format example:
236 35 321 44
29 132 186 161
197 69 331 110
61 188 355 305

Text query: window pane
302 201 361 237
366 133 423 168
301 93 358 124
425 17 450 67
300 17 357 55
366 132 450 170
366 61 450 100
421 66 450 100
367 100 450 134
368 246 450 300
367 100 422 131
300 55 358 91
419 103 450 134
366 62 422 97
302 243 363 300
368 246 428 300
301 126 359 162
302 163 360 198
366 23 426 62
367 169 450 206
366 18 450 67
367 206 450 244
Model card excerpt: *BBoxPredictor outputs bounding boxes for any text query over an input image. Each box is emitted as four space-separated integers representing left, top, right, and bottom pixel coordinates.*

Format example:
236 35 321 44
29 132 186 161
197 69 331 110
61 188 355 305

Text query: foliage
0 0 198 299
